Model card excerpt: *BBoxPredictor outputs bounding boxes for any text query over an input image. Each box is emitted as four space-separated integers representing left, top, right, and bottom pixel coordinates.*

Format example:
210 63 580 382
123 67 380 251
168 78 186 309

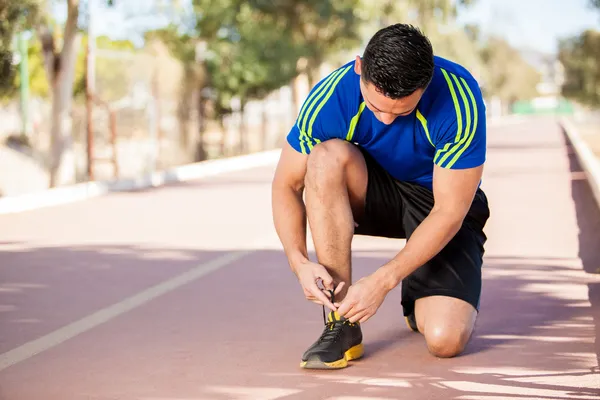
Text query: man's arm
271 142 309 269
272 141 340 310
375 164 483 289
335 164 483 322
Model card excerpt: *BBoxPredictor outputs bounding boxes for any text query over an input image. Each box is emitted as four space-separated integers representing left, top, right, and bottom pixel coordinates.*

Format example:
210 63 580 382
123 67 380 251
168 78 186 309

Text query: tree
1 34 49 102
28 0 129 187
34 0 87 187
356 0 482 73
193 0 305 155
190 0 364 156
250 0 363 87
478 37 540 108
144 26 204 156
559 30 600 108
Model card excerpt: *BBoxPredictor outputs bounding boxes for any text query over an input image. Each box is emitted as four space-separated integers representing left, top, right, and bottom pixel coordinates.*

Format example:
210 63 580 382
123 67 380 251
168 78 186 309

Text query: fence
0 39 319 195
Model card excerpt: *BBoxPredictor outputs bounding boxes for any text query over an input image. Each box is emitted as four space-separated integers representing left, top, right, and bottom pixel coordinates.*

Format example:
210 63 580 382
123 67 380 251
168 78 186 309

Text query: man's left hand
335 273 391 324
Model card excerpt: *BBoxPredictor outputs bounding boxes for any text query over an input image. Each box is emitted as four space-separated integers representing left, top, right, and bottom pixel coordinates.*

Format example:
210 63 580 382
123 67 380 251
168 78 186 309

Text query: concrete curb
0 149 282 215
560 117 600 210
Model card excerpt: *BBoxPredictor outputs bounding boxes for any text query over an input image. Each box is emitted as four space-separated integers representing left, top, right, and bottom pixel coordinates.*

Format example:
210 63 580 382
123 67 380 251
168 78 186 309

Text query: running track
0 117 599 399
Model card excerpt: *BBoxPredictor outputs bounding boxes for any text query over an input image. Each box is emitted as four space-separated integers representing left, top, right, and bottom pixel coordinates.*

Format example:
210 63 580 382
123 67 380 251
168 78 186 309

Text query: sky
57 0 600 55
457 0 600 54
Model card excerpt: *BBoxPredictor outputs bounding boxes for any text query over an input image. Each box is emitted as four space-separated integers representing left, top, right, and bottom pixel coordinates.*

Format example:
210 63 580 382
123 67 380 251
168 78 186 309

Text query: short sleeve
286 63 356 154
432 72 487 169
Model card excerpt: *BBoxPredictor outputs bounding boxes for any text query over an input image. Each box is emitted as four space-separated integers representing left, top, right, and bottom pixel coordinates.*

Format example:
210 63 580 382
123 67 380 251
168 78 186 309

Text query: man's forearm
376 209 464 290
272 185 309 270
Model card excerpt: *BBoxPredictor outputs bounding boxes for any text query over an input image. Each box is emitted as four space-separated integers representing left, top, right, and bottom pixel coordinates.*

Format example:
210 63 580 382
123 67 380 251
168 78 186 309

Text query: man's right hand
293 260 345 312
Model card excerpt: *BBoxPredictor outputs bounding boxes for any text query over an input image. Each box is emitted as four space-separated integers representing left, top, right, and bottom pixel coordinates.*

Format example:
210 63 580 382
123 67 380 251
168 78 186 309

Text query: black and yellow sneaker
300 308 364 370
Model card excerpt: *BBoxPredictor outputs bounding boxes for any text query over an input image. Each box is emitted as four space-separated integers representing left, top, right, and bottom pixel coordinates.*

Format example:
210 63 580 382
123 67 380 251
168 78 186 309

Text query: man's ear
354 55 362 75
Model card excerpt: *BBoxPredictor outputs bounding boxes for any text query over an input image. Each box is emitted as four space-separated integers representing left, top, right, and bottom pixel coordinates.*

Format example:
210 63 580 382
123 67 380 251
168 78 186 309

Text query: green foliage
5 33 136 101
11 38 49 99
478 37 540 102
190 0 363 116
559 30 600 108
0 0 40 96
200 2 301 111
250 0 363 69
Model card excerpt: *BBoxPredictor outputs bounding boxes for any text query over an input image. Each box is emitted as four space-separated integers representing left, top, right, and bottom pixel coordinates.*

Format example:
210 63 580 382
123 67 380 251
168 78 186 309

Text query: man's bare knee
424 325 471 358
305 139 353 190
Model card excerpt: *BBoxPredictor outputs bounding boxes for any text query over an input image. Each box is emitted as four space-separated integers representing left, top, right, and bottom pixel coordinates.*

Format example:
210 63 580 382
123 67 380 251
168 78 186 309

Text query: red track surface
0 117 599 399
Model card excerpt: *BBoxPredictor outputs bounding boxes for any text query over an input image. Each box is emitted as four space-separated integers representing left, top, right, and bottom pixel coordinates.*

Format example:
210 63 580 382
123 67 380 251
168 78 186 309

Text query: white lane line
0 250 253 372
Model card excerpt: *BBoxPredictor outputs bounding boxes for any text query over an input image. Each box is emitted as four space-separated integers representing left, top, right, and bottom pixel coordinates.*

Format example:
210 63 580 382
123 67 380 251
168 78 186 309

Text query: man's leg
413 296 477 358
399 185 489 359
299 139 369 369
304 139 368 300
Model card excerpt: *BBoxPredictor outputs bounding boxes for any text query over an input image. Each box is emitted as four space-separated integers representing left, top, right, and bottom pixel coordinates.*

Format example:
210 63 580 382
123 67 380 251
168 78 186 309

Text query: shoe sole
405 316 419 333
299 343 364 369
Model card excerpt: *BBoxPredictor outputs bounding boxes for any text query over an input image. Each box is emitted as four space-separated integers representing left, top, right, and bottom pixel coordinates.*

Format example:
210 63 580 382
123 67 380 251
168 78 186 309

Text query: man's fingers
349 309 369 324
342 306 361 321
321 282 345 300
336 296 355 317
358 313 373 324
320 273 334 291
308 284 336 311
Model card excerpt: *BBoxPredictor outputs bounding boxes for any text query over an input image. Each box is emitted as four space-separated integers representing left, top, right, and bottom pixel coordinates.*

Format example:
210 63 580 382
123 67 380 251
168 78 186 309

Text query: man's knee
305 139 353 189
424 324 472 358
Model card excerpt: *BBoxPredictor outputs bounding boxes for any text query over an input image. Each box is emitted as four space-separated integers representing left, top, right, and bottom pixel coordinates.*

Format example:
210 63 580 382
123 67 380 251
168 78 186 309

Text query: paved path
0 117 599 400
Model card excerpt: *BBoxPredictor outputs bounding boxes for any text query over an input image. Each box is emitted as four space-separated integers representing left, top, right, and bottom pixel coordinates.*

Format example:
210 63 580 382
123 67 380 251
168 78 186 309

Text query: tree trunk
48 33 81 187
290 76 299 121
261 100 268 151
39 1 81 188
238 99 246 155
195 93 207 162
218 116 226 157
177 66 195 150
178 100 190 150
306 67 316 89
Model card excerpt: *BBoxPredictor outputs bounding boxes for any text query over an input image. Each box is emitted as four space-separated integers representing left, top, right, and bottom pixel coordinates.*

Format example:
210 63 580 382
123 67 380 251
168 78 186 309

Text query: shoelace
321 289 336 325
318 288 345 343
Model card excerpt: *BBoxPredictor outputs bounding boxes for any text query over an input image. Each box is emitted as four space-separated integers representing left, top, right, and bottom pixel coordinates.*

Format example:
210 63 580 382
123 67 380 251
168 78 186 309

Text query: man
271 23 490 370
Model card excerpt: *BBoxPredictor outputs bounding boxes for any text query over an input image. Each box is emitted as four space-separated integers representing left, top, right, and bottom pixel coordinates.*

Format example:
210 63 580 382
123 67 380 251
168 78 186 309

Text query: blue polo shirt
286 56 486 191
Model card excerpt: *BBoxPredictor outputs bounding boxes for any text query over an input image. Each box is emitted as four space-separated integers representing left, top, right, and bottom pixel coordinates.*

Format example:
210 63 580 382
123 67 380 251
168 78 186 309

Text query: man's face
355 56 424 125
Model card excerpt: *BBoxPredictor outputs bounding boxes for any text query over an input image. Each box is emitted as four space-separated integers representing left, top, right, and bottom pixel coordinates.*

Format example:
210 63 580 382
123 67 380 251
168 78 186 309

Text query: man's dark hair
361 24 434 99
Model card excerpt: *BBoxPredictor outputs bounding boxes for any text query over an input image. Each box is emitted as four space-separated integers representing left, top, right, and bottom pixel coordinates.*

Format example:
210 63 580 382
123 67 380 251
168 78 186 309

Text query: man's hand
335 272 390 324
294 260 345 312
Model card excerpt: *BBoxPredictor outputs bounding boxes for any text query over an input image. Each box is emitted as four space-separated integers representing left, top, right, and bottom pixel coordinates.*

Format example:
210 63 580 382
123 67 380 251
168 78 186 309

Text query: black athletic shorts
353 146 490 317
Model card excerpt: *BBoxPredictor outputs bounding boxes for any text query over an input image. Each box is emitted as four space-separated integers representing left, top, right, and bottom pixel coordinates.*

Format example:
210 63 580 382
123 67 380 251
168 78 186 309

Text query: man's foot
300 310 363 369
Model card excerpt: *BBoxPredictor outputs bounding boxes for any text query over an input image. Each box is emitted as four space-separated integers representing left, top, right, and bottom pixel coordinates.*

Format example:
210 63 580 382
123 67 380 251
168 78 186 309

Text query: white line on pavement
0 249 253 372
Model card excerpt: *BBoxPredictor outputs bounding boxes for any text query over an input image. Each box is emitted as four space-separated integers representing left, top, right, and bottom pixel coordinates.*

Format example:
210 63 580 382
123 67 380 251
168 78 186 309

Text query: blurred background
0 0 598 197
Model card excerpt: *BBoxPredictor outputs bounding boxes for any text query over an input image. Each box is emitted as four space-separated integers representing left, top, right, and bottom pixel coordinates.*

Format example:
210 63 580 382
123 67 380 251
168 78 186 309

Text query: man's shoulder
434 56 479 82
305 60 361 110
421 56 484 122
314 60 360 94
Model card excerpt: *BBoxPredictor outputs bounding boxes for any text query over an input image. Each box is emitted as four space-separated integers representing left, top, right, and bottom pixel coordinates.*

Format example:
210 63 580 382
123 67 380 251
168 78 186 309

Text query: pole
18 33 30 136
86 0 96 180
